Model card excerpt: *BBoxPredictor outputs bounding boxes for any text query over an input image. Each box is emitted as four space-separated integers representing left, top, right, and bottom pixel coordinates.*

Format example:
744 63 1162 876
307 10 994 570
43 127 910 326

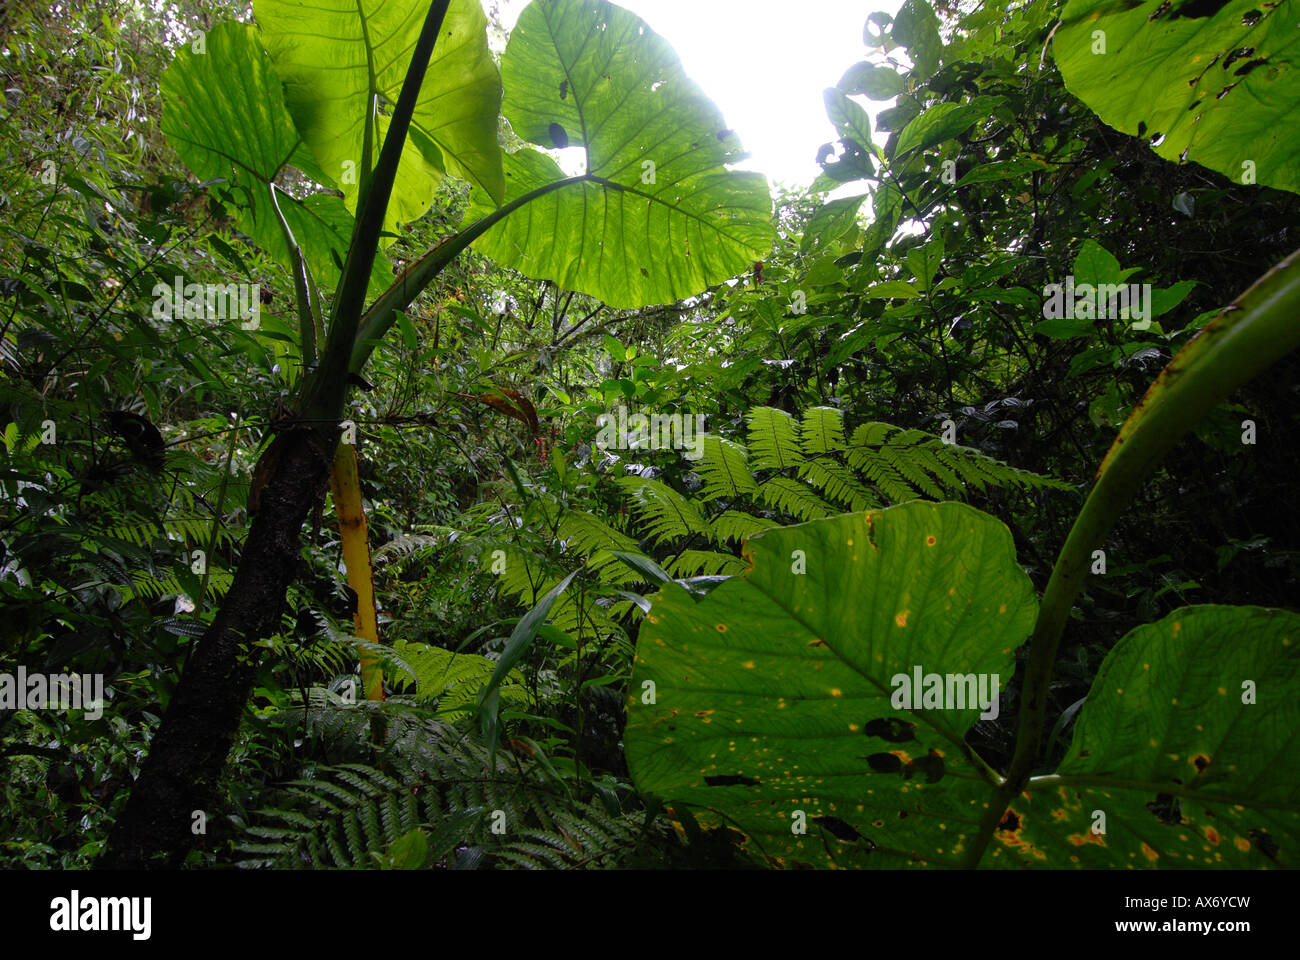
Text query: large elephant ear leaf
625 502 1037 868
1054 0 1300 195
1012 605 1300 868
253 0 505 238
160 21 391 297
471 0 774 308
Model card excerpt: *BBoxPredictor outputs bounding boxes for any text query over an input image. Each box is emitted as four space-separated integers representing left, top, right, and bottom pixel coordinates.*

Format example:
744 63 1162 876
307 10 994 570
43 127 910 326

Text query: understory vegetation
1 0 1297 869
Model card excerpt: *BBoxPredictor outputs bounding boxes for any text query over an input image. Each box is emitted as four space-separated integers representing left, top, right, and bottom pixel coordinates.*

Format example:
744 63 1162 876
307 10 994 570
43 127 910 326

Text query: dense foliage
1 0 1296 870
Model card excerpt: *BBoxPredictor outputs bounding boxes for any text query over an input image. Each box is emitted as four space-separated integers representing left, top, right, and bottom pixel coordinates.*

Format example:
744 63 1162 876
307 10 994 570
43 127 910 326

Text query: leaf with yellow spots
1016 605 1300 868
628 502 1300 869
626 501 1037 868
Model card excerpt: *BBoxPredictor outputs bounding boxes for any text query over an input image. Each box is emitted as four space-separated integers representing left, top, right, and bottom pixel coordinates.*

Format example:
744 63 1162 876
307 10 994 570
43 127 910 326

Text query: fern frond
92 516 164 550
616 476 710 546
801 406 846 455
710 509 779 546
557 511 637 557
798 458 877 510
695 437 757 502
846 422 1070 503
162 514 236 550
746 407 805 470
491 544 562 606
845 445 917 503
666 550 746 577
758 477 834 520
235 723 661 870
882 437 947 499
127 565 231 602
372 533 445 564
586 548 647 585
80 552 131 585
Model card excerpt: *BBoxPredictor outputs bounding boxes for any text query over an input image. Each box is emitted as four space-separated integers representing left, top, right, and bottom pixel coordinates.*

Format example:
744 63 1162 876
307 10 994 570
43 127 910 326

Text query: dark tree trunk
96 426 334 869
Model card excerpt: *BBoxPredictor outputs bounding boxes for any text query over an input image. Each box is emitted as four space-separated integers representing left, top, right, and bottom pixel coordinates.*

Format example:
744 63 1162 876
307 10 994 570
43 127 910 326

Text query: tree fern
386 640 527 718
557 510 637 556
284 612 362 679
665 549 747 578
710 509 778 546
488 543 562 605
847 422 1072 499
872 435 947 499
758 477 835 520
801 406 846 455
746 407 805 470
615 476 710 546
598 408 1067 620
798 458 877 510
844 439 918 503
235 720 660 869
587 548 651 585
372 531 451 565
491 796 644 869
129 565 232 602
695 436 757 501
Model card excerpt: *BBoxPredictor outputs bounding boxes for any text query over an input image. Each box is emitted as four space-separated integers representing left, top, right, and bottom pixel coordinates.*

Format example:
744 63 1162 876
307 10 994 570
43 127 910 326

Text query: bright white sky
485 0 905 192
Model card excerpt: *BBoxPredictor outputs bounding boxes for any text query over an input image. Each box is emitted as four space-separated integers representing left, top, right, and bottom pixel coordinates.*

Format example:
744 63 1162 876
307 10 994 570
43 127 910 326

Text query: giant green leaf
626 502 1037 867
160 22 391 298
468 0 774 308
628 502 1300 868
253 0 504 237
1008 606 1299 869
1055 0 1300 195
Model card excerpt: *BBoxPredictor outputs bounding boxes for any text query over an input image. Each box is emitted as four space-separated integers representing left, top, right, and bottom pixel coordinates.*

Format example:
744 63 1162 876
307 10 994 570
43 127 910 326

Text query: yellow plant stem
330 440 384 701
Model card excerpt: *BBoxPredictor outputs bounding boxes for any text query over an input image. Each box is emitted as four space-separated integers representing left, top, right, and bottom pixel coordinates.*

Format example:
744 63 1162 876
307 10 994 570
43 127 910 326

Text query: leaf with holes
625 502 1037 867
1005 605 1299 869
467 0 774 308
1054 0 1300 195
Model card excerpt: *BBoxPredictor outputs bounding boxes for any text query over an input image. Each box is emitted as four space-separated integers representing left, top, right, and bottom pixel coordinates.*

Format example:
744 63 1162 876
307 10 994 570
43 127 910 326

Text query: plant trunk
97 425 335 869
330 440 384 701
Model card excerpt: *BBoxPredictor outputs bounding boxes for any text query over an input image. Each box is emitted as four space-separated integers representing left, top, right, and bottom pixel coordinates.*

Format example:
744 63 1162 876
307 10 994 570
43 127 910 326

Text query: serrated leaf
866 280 922 299
891 0 942 77
905 236 944 291
825 87 875 146
954 157 1048 187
